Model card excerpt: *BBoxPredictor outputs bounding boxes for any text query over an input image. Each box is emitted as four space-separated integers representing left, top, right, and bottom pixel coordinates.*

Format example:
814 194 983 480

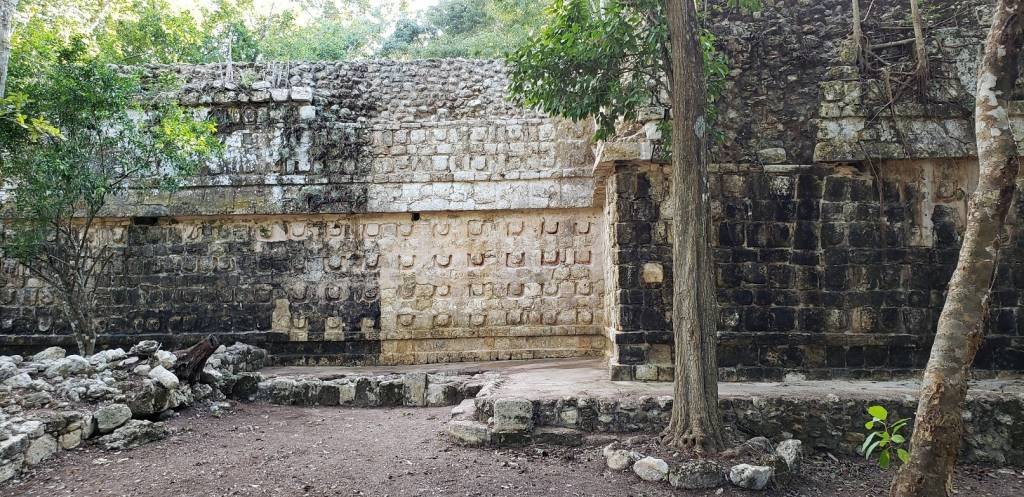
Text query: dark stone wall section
0 221 384 364
608 162 1024 381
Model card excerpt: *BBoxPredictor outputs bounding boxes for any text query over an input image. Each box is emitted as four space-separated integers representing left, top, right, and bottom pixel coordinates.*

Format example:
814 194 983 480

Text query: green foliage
507 0 668 141
506 0 754 142
0 42 220 354
0 93 61 142
382 0 546 59
862 405 911 470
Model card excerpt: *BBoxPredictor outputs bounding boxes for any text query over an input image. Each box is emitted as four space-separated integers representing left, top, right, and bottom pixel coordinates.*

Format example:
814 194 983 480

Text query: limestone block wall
1 60 607 364
603 160 1024 381
1 211 607 364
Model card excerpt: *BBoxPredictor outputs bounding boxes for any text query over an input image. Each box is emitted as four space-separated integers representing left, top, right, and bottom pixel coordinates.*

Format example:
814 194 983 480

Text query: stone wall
604 159 1024 381
2 210 607 364
4 0 1024 379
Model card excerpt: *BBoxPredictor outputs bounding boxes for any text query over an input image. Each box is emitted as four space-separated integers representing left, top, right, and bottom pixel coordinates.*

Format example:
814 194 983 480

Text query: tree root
660 426 717 454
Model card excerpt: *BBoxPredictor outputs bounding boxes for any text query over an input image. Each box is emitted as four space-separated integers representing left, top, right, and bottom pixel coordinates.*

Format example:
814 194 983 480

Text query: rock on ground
129 341 160 357
632 456 669 482
729 463 773 490
670 459 726 490
605 449 641 471
32 347 66 362
776 439 803 473
94 404 133 434
99 420 169 450
148 366 180 390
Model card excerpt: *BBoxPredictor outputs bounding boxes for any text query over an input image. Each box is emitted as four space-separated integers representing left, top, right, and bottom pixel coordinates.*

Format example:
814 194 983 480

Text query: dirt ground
3 403 1022 497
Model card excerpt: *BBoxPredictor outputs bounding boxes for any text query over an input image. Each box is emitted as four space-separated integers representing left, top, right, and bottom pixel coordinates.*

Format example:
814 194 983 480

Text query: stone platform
265 358 1024 466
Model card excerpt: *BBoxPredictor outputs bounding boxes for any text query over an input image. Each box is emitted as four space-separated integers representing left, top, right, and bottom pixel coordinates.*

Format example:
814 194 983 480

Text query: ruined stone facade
2 0 1023 379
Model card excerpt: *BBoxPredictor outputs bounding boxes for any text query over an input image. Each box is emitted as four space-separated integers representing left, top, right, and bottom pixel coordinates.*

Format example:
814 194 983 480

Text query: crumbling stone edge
446 393 1024 467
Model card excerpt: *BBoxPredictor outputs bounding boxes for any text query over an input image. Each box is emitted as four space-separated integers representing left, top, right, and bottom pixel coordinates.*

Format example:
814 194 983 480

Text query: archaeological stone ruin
3 0 1024 383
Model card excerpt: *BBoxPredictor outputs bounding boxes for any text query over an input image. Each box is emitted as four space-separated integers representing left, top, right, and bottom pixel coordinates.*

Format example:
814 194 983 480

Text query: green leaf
891 434 905 444
879 450 891 469
865 440 882 459
867 405 888 421
865 420 874 430
861 432 878 453
897 448 910 464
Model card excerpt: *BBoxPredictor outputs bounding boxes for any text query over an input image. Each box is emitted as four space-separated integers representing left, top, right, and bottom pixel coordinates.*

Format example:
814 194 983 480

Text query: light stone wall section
372 209 607 364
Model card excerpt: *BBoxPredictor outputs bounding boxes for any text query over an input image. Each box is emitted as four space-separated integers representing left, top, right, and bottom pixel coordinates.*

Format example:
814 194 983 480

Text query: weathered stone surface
632 456 669 482
531 427 583 447
95 404 133 434
230 372 263 400
24 435 58 465
148 366 180 390
3 2 1024 383
491 398 533 433
129 341 161 357
446 420 490 446
729 463 773 490
99 420 169 450
775 439 802 474
403 373 427 407
605 449 641 471
450 399 478 421
32 347 66 362
669 460 726 490
44 355 91 378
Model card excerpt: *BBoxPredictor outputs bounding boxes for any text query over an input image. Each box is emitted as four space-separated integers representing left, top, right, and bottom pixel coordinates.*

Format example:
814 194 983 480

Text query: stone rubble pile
0 341 266 483
600 437 803 492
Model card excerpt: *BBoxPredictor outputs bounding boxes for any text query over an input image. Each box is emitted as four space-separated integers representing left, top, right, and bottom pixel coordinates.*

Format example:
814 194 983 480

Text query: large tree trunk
890 1 1024 496
662 0 725 454
0 0 17 97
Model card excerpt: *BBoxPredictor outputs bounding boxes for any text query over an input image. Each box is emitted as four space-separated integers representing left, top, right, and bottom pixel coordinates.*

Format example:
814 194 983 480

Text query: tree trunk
890 1 1024 495
172 335 220 384
910 0 929 94
0 0 17 97
662 0 725 454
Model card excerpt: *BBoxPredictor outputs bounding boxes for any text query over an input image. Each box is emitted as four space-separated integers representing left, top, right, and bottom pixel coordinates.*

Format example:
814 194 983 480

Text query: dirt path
3 403 1022 497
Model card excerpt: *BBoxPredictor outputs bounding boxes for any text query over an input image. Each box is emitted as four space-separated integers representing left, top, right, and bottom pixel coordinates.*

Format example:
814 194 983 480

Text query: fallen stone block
25 435 58 465
99 420 168 450
669 459 725 490
450 399 478 421
33 347 66 362
605 449 642 471
775 439 802 474
632 456 669 482
148 366 180 390
95 404 133 434
729 463 773 490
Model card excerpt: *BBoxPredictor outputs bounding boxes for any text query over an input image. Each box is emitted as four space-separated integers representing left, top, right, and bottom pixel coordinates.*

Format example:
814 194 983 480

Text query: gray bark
910 0 929 93
0 0 17 97
890 1 1024 495
662 0 725 454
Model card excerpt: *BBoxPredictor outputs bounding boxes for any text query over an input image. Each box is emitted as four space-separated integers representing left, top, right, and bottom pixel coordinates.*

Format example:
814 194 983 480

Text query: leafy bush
862 405 911 469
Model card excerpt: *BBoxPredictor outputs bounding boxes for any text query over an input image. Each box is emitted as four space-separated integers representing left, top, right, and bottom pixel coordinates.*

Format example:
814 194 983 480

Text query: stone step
446 420 490 446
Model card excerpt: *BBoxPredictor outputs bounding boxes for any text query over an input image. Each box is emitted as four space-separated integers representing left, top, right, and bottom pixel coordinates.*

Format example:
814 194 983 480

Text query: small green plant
862 405 910 469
